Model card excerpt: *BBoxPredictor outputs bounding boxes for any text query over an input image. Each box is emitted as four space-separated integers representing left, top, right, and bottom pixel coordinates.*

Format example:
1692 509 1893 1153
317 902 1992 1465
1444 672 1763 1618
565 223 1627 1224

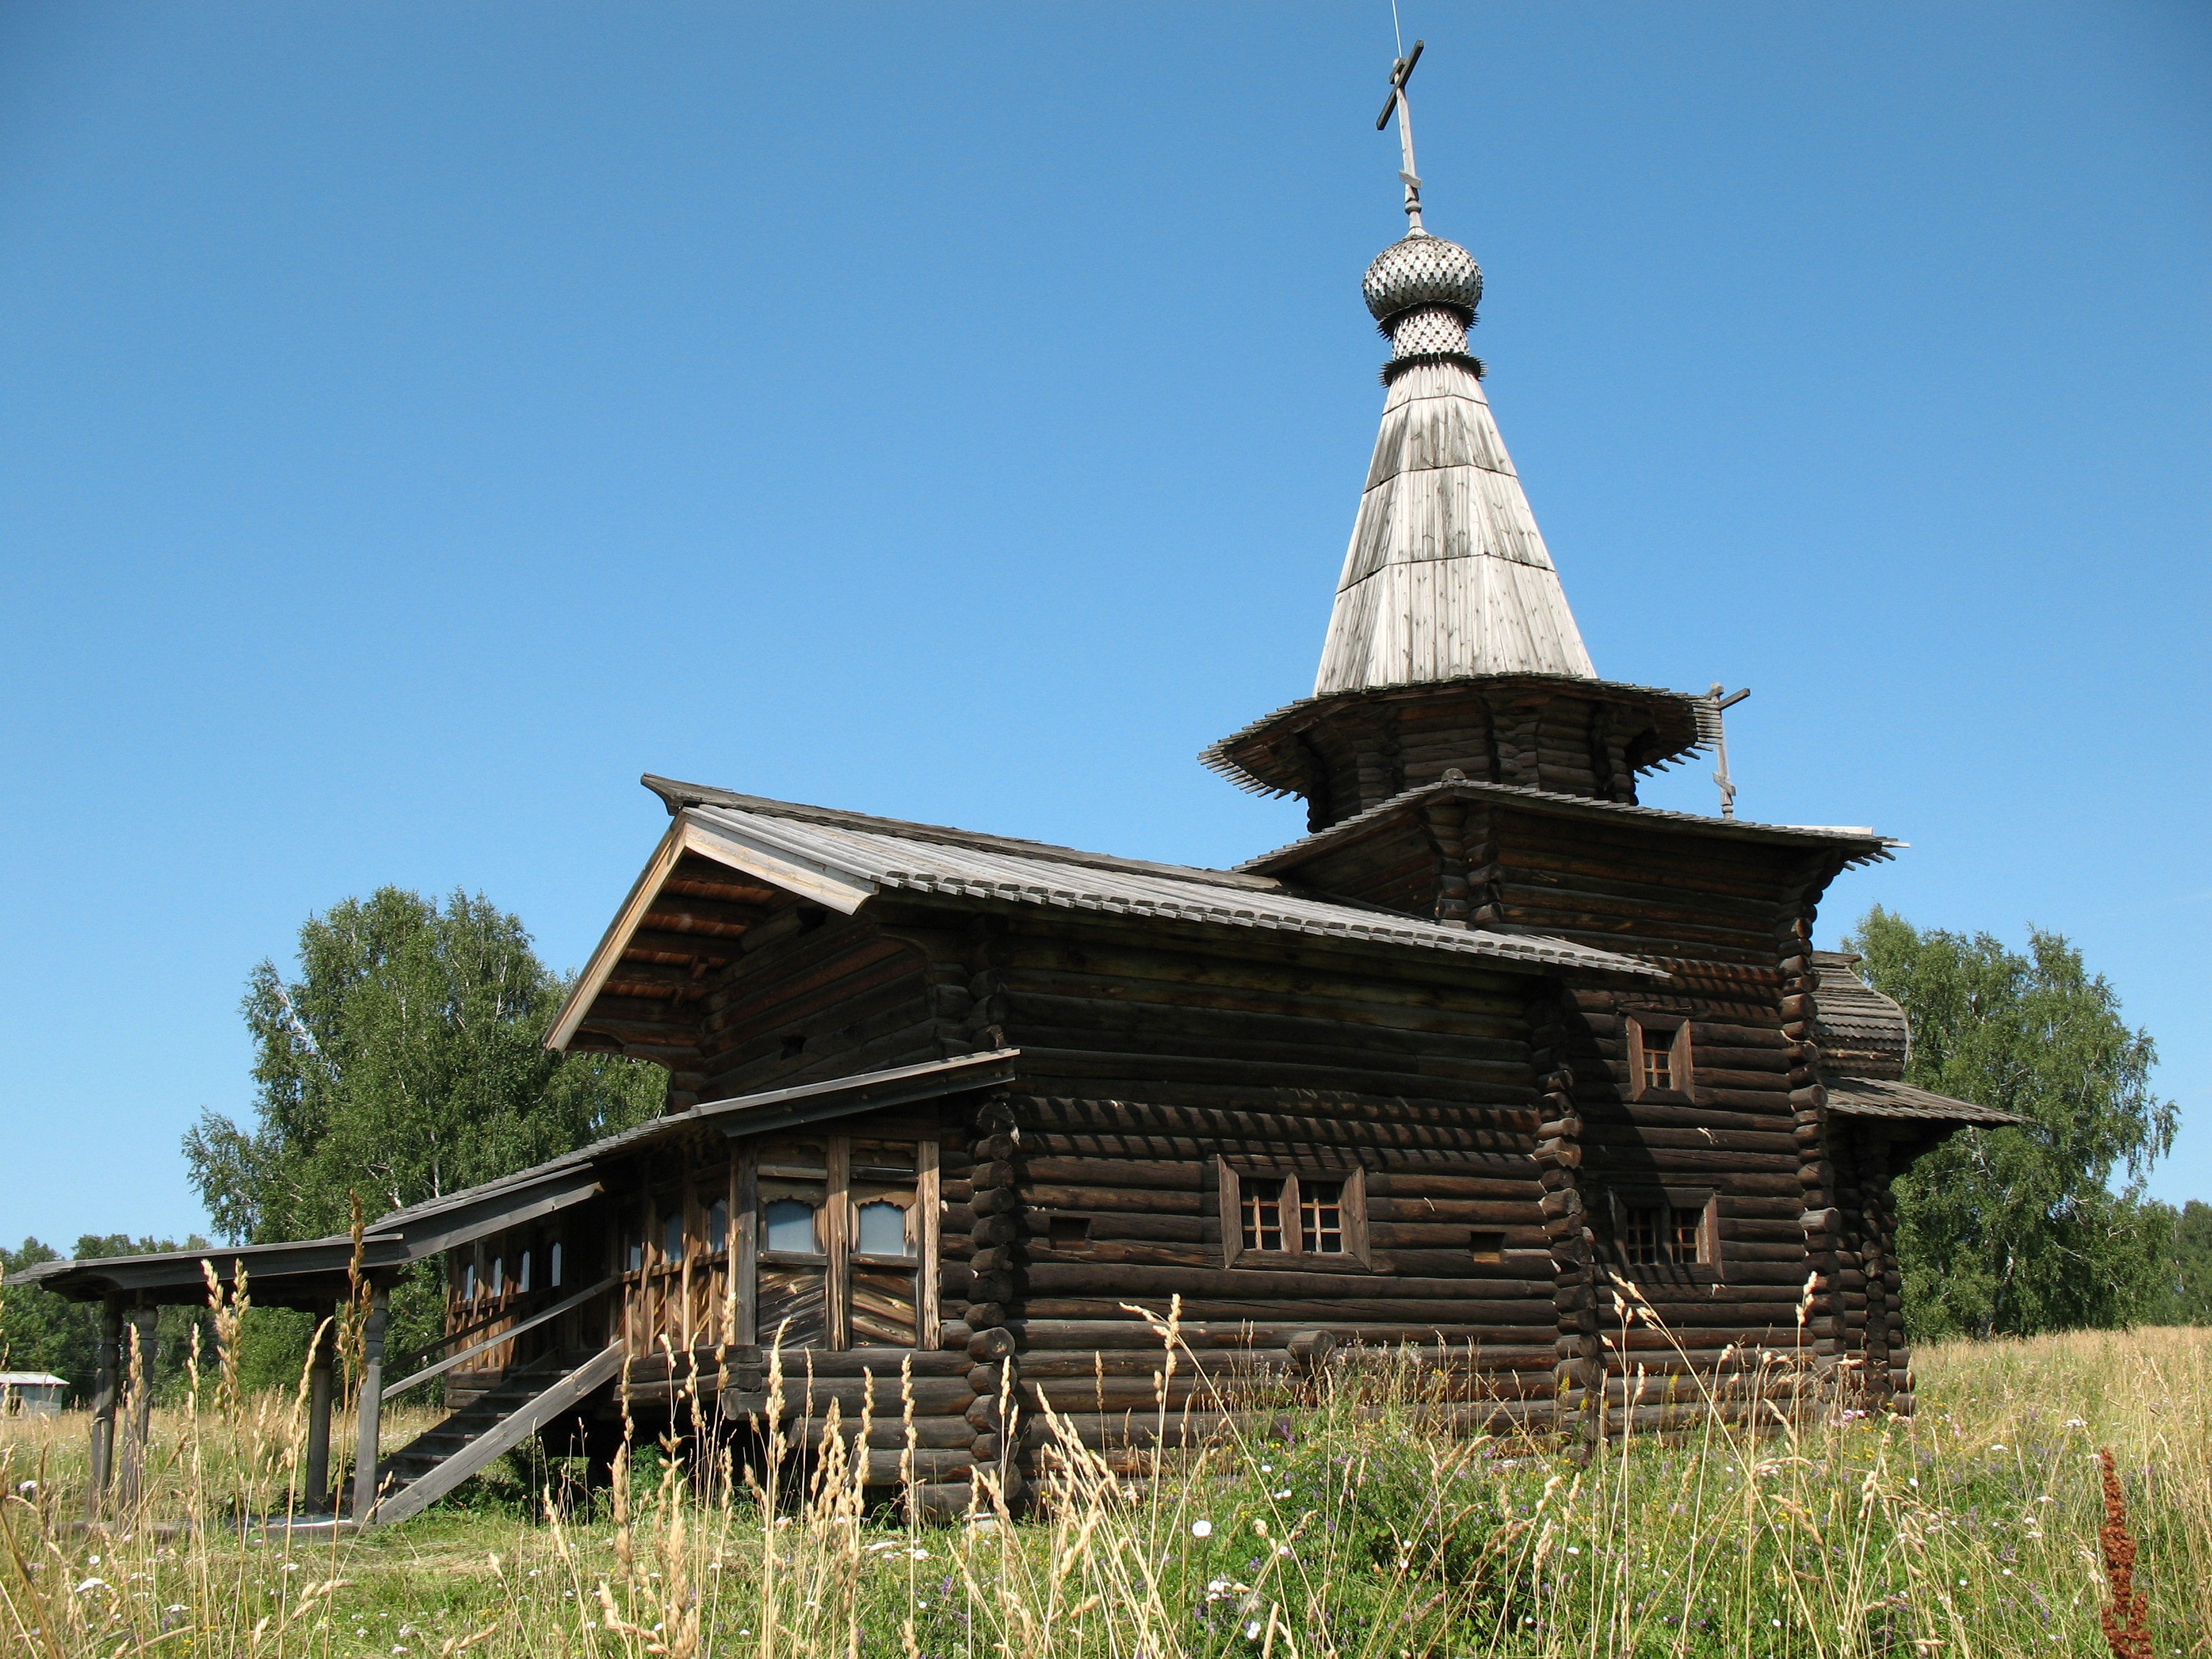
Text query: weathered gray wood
350 1285 389 1524
84 1297 121 1519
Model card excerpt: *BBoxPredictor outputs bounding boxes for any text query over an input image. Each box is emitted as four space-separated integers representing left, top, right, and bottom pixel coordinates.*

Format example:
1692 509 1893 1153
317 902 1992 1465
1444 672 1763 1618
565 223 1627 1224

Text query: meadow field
2 1319 2204 1659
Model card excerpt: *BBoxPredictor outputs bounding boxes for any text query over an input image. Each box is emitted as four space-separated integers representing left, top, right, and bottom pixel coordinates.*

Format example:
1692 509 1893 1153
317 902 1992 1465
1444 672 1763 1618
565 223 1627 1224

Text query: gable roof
548 779 1667 1050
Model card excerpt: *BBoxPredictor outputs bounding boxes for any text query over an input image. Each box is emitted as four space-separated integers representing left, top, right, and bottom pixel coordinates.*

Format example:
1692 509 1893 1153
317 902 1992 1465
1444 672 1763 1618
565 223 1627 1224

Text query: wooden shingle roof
1315 358 1595 694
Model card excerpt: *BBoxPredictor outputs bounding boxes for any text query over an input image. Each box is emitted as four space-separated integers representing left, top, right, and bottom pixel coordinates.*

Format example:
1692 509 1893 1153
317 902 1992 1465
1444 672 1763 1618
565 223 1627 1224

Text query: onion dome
1361 231 1482 325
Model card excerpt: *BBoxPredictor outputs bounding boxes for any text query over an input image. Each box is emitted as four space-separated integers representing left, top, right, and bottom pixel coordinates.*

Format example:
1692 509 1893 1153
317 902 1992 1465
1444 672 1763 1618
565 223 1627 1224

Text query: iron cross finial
1376 39 1427 232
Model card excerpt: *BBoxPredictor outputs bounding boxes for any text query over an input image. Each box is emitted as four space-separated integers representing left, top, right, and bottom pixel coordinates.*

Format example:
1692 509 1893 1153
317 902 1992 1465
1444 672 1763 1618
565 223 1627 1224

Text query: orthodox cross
1701 684 1751 819
1375 39 1427 232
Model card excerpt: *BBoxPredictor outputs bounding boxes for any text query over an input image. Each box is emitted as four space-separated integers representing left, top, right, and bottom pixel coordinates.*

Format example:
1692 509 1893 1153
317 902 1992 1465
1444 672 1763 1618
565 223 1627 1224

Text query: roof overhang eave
547 811 881 1051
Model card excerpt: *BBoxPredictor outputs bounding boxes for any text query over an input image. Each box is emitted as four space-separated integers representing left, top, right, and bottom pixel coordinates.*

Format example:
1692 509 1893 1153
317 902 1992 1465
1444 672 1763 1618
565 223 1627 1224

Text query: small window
663 1210 684 1261
1622 1204 1665 1266
1300 1181 1345 1254
462 1263 477 1299
1611 1193 1714 1269
1048 1215 1092 1248
491 1256 504 1296
1469 1231 1505 1263
1628 1017 1692 1100
626 1240 644 1273
1221 1164 1370 1267
855 1200 910 1257
550 1241 565 1288
1242 1178 1286 1253
764 1198 821 1254
517 1250 532 1294
706 1197 731 1254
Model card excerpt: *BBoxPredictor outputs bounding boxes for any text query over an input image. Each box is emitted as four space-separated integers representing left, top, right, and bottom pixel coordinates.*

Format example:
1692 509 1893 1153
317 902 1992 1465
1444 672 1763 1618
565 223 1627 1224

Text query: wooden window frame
1217 1161 1371 1269
1601 1187 1721 1277
1625 1015 1696 1103
732 1131 939 1353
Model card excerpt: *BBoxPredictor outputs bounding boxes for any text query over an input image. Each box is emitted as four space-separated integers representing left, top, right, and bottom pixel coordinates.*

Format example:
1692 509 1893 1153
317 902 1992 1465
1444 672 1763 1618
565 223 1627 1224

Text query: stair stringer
369 1342 625 1526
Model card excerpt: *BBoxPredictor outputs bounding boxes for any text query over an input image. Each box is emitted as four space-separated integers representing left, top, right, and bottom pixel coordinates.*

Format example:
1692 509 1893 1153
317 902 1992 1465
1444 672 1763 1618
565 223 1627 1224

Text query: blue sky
1 3 2205 1247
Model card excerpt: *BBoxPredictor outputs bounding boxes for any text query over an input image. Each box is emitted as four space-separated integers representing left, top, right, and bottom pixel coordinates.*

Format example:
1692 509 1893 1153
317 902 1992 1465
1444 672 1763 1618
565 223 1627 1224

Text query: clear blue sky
2 3 2205 1248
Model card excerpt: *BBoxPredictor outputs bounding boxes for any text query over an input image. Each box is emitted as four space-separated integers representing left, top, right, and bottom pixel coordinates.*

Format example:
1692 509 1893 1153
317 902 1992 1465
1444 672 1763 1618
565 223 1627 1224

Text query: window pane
1242 1177 1285 1253
1642 1036 1673 1092
1300 1181 1345 1254
550 1242 564 1288
491 1257 504 1296
1673 1208 1704 1263
707 1198 731 1254
856 1199 910 1256
518 1250 532 1294
463 1264 476 1298
765 1197 822 1254
1622 1205 1664 1266
663 1210 684 1261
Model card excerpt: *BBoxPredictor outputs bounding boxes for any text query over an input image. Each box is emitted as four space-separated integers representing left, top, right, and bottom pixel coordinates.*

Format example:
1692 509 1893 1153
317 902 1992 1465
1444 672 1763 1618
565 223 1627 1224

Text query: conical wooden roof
1314 354 1595 695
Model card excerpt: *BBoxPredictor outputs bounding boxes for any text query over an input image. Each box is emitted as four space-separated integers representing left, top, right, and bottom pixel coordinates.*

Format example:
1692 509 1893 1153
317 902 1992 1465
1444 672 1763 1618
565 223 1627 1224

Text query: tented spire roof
1314 232 1595 696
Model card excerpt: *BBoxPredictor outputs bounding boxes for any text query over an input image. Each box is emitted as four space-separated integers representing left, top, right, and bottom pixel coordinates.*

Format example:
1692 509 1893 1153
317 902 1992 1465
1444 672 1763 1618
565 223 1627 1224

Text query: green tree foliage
182 886 665 1364
2144 1200 2212 1325
1 1236 214 1402
1843 907 2177 1339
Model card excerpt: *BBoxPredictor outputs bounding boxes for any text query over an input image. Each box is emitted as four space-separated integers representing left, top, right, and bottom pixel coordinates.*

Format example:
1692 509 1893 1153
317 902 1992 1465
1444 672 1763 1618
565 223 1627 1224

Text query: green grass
3 1323 2205 1657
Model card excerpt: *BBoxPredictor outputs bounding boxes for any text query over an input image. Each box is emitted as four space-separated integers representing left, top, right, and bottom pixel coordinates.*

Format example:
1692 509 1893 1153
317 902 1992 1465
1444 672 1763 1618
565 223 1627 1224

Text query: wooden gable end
554 840 941 1113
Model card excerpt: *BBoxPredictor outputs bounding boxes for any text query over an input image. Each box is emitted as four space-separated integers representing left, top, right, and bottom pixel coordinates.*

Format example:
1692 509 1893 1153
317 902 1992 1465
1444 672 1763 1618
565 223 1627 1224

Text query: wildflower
75 1578 108 1595
1244 1620 1263 1639
1191 1519 1213 1538
15 1481 35 1496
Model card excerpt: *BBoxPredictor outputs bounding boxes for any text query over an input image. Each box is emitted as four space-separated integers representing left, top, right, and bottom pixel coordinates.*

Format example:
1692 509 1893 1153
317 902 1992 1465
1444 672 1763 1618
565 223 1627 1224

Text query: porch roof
6 1050 1021 1307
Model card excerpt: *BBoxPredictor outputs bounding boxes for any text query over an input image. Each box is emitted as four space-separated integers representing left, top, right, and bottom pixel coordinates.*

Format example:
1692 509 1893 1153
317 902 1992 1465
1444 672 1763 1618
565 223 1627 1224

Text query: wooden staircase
367 1341 623 1525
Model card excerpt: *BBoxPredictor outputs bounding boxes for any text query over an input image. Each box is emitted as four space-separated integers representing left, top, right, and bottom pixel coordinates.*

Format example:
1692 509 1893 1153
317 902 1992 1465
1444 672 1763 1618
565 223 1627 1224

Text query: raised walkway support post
304 1303 336 1511
85 1296 122 1519
350 1283 389 1523
117 1304 157 1508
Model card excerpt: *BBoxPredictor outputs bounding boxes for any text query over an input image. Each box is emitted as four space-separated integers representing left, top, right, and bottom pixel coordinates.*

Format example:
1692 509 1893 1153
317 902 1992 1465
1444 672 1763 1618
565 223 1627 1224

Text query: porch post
350 1282 389 1523
85 1296 122 1518
117 1304 157 1507
304 1302 336 1510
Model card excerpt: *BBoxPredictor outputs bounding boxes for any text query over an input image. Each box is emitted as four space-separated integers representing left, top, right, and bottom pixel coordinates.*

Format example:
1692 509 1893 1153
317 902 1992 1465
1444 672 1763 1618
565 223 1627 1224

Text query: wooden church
18 54 2013 1523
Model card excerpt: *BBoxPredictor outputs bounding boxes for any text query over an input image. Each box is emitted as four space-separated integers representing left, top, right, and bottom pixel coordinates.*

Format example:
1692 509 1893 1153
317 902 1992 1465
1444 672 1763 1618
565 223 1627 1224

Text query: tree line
1 890 2203 1401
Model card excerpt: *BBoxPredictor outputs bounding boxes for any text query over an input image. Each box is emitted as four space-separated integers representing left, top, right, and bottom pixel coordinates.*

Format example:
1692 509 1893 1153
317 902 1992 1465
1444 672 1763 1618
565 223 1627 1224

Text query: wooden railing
383 1277 619 1401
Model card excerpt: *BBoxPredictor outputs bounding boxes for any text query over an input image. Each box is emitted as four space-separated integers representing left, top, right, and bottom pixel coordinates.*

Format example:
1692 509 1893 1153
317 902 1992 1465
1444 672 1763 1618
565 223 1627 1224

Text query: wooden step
367 1344 625 1527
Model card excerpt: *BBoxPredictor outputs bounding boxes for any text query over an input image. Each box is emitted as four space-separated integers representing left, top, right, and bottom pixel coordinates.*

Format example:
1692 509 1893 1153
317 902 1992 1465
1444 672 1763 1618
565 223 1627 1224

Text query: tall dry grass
2 1314 2204 1658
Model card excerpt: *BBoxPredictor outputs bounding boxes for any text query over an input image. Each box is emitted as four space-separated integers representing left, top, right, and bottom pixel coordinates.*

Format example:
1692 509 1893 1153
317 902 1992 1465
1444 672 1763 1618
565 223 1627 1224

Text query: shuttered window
745 1132 939 1353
